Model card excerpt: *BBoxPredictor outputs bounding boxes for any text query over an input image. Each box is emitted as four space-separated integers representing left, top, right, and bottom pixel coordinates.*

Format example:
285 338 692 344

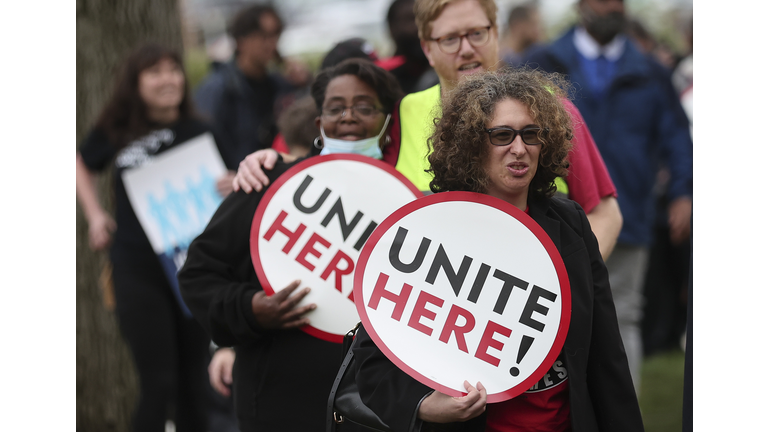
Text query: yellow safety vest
395 84 569 196
395 84 441 192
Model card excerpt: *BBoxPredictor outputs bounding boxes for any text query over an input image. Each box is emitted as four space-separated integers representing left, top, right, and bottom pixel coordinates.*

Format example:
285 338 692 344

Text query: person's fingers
239 161 264 191
463 380 476 393
216 180 232 197
461 381 481 405
263 150 278 170
279 303 317 325
232 175 241 192
472 381 487 411
90 229 110 251
234 173 253 194
212 376 230 397
236 161 258 194
278 287 312 313
476 381 487 397
271 280 303 302
455 381 485 420
209 363 226 394
279 315 311 329
243 156 271 190
222 360 233 385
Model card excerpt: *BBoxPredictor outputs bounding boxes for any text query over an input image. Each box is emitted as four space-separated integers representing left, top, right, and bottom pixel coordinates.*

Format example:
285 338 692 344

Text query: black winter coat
178 159 345 432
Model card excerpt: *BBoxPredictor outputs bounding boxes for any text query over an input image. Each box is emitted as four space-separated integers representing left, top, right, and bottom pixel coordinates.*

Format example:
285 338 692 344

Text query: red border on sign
353 191 571 403
250 154 422 343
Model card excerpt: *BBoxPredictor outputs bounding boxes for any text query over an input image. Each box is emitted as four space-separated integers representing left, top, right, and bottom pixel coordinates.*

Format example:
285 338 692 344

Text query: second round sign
251 154 421 343
354 191 571 403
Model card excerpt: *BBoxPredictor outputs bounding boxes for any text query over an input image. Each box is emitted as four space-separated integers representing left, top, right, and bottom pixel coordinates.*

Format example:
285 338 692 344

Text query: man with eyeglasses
232 0 622 262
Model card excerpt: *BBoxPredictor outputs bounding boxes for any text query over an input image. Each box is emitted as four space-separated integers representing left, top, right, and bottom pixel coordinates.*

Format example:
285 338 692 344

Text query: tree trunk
76 1 183 431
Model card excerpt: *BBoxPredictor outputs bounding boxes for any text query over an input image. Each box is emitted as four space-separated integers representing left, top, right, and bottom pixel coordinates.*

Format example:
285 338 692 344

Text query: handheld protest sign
251 154 421 343
354 191 571 403
122 132 227 317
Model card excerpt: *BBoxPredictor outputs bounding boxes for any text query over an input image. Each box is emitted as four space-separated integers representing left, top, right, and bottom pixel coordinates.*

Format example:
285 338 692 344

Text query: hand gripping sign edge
250 154 422 343
353 191 572 403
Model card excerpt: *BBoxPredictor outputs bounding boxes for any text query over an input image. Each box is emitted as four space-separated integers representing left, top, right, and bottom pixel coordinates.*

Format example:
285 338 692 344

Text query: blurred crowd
76 0 692 431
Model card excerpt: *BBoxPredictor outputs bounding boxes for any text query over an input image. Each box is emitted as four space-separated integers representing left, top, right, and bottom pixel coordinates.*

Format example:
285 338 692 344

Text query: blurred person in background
321 38 380 71
624 18 681 71
75 43 227 432
195 4 292 170
500 2 545 67
232 0 624 263
178 58 403 432
270 95 317 157
379 0 439 94
525 0 693 392
641 15 692 359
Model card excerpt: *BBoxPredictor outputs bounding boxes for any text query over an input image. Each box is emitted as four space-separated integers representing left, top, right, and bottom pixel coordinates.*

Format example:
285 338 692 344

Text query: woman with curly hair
351 68 643 432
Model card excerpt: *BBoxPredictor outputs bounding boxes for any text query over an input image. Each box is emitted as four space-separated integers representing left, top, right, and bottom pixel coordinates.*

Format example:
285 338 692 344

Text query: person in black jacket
352 68 643 432
194 4 292 168
178 59 403 432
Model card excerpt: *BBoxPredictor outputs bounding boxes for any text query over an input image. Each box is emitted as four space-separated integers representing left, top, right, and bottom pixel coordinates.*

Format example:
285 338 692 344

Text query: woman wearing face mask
177 58 402 432
75 44 235 431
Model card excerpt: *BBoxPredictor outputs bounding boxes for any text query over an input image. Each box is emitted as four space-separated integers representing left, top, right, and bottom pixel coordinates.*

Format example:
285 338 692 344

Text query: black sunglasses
485 127 543 146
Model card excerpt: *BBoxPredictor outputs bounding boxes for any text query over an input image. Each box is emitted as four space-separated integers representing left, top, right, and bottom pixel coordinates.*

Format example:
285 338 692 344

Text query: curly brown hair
427 67 574 200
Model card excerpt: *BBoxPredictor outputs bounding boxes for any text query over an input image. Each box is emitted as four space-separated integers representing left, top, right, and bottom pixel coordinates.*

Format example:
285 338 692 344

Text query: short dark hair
428 68 573 199
277 96 319 155
228 4 283 40
320 38 378 71
507 3 536 26
387 0 414 26
310 58 403 116
94 43 194 149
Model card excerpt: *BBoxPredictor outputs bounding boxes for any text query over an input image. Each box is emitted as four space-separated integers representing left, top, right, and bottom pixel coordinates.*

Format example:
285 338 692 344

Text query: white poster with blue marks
122 132 226 316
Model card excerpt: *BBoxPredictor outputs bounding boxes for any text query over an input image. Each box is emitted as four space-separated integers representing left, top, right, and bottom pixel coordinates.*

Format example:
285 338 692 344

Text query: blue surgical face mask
319 114 391 159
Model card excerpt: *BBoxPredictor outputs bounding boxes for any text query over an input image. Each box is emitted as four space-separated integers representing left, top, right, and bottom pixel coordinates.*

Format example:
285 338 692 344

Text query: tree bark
76 1 183 431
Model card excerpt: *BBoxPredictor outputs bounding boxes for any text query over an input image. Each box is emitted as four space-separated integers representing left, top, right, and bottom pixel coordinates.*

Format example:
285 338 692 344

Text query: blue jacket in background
194 61 292 170
524 27 693 246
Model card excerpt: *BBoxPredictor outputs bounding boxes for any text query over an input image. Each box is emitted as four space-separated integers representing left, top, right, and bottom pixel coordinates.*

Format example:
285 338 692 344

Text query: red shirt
485 356 571 432
560 98 617 214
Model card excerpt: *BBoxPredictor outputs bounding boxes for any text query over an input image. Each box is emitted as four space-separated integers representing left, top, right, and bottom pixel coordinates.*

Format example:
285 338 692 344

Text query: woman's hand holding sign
251 279 316 329
418 381 487 423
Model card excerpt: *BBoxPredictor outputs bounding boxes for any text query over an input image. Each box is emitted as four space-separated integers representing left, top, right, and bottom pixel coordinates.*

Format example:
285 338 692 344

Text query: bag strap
326 322 361 432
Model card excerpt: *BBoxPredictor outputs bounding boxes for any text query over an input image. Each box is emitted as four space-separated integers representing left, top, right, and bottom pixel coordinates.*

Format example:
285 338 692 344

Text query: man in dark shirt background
195 4 291 170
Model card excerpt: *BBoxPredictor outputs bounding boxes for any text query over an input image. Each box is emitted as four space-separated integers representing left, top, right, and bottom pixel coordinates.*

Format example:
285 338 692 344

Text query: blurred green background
640 349 685 432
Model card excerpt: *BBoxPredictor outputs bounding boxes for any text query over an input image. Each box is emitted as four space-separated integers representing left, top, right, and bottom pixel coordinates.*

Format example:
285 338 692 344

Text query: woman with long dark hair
76 43 224 432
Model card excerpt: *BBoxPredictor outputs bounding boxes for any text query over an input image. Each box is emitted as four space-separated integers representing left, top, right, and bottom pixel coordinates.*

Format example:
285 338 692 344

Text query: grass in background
639 348 686 432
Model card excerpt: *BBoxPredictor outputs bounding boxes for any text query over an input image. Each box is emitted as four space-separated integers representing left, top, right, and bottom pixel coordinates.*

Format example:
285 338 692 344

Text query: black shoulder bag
326 322 391 432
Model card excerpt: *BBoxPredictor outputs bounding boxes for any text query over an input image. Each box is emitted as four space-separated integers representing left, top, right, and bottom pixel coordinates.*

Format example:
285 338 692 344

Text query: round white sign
354 191 571 402
251 154 421 343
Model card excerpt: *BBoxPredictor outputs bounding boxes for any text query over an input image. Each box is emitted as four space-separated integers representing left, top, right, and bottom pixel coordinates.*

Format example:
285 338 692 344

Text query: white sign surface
123 132 227 256
354 191 571 403
251 154 421 343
